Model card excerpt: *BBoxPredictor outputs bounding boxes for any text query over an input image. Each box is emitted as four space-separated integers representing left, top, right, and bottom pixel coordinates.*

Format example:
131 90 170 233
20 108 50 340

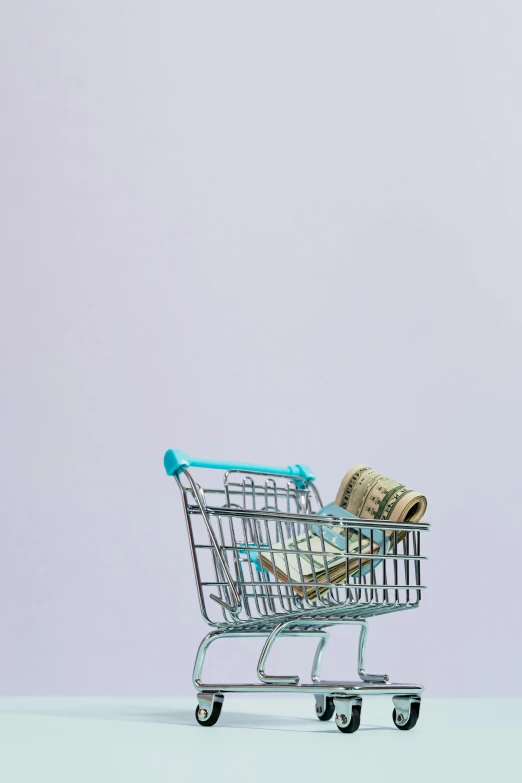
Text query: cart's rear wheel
316 696 335 721
335 704 361 734
195 697 223 727
393 701 420 731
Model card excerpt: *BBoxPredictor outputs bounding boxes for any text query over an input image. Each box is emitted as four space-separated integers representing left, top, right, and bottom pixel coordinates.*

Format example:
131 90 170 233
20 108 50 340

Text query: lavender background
1 1 521 697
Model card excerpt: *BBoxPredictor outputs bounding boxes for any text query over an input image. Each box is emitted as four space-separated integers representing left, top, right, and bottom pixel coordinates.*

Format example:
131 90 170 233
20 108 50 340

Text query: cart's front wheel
335 704 361 734
393 701 420 731
316 696 335 721
195 696 223 727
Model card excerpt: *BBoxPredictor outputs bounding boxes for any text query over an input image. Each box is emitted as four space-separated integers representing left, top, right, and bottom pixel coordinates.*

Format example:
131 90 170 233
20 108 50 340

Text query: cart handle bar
164 449 316 482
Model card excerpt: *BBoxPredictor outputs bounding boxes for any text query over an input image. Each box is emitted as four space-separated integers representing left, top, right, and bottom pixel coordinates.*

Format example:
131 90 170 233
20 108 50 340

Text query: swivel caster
334 697 362 734
392 696 421 730
314 695 335 721
195 693 224 727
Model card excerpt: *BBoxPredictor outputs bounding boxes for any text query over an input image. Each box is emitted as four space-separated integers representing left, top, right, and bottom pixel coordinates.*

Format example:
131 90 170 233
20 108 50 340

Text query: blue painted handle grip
164 449 316 482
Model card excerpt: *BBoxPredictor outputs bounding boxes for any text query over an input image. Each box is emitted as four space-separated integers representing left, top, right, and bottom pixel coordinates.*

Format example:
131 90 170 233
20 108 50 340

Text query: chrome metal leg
193 630 222 689
311 631 330 682
357 620 389 683
192 627 331 690
193 620 389 689
257 622 299 684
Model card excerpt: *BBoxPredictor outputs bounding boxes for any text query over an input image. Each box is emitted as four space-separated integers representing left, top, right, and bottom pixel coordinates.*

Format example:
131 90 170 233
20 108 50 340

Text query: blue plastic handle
164 449 316 482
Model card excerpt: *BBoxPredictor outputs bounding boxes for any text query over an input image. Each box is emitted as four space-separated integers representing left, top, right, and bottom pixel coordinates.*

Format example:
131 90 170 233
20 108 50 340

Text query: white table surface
0 696 519 782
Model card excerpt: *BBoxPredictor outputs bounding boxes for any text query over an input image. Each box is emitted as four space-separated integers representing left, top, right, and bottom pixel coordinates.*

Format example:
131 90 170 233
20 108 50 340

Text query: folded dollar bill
259 504 386 600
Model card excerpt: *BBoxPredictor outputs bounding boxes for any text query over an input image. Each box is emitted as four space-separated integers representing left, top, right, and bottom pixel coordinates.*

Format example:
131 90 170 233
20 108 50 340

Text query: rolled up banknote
335 464 427 543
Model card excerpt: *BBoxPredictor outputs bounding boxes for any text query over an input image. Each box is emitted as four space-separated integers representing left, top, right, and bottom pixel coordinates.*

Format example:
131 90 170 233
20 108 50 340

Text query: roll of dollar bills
335 465 427 540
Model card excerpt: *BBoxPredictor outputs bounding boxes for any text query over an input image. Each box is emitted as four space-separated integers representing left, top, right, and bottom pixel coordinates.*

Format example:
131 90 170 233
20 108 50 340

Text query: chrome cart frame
164 449 429 733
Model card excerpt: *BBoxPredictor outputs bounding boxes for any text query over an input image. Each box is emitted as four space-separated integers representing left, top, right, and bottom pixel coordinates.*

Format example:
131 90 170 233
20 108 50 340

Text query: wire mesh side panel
178 469 426 629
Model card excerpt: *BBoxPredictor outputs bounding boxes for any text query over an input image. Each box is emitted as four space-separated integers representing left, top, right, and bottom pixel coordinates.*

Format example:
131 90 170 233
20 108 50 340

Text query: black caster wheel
336 704 361 734
316 697 335 721
393 701 420 731
195 697 223 727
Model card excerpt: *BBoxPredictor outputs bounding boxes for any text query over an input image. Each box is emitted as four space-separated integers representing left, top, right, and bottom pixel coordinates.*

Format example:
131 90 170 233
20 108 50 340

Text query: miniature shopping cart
164 449 430 734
